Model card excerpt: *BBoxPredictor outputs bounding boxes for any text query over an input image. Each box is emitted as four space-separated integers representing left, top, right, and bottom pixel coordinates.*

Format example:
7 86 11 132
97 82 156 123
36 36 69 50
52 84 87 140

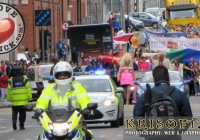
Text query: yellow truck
163 0 200 25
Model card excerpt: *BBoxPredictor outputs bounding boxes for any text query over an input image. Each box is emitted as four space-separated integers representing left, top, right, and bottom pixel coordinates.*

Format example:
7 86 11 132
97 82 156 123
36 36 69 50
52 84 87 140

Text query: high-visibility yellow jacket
36 81 91 111
7 76 32 106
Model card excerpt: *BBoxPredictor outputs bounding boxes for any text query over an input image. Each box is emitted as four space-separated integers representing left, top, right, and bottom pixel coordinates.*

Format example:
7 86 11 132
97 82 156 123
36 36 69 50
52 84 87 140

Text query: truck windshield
170 9 197 19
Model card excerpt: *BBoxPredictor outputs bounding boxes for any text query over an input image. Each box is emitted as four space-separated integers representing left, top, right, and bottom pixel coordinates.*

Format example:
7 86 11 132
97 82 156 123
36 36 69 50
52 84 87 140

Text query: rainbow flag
192 23 200 34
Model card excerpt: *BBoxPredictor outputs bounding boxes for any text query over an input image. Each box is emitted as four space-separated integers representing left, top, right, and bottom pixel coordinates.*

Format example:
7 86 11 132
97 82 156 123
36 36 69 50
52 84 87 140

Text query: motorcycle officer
34 61 94 140
7 65 32 130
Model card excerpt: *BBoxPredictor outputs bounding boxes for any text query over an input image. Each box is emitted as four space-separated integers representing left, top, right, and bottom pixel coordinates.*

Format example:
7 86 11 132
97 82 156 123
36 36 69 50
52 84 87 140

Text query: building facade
15 0 87 55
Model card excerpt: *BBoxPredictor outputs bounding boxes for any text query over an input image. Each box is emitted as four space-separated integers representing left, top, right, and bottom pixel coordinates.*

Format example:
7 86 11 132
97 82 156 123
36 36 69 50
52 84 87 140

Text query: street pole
41 28 45 63
111 0 112 11
65 30 68 62
120 0 125 30
46 36 51 63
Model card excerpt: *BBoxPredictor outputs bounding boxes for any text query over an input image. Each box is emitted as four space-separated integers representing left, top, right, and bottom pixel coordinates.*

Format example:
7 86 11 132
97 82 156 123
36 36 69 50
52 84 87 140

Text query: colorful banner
146 31 186 38
113 40 128 45
149 36 200 51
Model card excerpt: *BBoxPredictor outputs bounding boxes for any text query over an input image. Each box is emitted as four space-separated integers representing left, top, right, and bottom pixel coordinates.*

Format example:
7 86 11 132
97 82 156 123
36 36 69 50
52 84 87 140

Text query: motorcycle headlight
100 99 115 107
49 122 72 136
179 86 184 92
137 87 144 95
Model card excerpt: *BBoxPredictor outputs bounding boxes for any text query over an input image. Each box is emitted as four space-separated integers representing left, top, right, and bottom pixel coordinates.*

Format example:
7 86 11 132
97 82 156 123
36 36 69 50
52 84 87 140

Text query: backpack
144 84 180 138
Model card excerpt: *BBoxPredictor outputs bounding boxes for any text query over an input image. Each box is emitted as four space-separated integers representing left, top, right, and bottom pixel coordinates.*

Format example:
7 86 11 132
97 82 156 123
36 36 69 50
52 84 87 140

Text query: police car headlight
179 86 184 92
100 99 115 107
49 122 72 136
137 87 144 95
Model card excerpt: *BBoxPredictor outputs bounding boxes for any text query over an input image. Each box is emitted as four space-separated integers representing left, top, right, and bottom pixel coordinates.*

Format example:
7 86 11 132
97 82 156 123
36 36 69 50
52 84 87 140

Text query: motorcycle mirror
87 103 98 110
22 104 34 111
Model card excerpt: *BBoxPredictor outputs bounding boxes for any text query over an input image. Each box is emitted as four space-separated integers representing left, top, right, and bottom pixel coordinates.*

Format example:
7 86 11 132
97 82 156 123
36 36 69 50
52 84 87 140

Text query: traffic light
43 30 51 49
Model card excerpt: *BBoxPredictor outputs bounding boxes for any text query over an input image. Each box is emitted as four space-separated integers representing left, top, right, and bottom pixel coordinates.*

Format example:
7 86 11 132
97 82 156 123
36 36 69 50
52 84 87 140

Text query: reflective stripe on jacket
7 76 32 106
36 81 91 111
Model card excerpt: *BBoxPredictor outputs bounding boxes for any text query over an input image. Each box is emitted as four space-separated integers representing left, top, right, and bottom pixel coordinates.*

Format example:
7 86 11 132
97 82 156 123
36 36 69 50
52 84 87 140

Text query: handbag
36 66 44 92
36 82 44 92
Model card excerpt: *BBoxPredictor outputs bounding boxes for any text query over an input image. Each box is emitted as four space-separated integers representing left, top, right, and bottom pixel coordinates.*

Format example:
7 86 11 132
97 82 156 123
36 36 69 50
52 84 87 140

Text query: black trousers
36 82 43 98
114 28 119 33
125 25 129 33
189 80 195 95
12 106 26 127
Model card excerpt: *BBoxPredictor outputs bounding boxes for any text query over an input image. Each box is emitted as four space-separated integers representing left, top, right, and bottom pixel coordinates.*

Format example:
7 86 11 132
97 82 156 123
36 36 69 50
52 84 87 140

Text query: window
140 13 149 19
169 9 197 19
75 79 112 92
132 13 139 17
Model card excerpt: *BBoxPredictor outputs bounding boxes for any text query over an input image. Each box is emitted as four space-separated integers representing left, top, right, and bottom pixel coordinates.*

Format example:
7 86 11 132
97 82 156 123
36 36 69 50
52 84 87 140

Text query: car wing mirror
115 87 124 93
87 103 98 110
22 104 34 112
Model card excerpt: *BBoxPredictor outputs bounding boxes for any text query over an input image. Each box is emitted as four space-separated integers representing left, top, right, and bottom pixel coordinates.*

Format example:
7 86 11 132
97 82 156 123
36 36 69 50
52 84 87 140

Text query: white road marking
0 129 13 133
117 135 122 137
0 127 6 128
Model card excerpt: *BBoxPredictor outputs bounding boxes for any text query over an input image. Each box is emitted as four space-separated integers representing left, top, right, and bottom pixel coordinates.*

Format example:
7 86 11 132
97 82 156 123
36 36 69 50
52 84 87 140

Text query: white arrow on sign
62 23 68 30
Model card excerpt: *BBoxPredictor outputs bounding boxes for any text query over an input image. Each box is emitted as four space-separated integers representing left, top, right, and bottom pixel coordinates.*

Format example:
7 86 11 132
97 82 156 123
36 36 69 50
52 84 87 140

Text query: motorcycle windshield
46 106 74 123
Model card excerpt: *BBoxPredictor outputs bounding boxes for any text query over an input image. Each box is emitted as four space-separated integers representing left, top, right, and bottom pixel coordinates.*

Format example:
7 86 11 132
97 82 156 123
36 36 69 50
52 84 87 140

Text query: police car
27 66 124 127
74 71 124 127
26 64 53 100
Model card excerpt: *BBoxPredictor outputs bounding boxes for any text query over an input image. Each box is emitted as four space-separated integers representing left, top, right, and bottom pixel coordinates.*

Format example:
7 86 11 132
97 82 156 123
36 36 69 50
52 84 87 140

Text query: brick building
16 0 87 55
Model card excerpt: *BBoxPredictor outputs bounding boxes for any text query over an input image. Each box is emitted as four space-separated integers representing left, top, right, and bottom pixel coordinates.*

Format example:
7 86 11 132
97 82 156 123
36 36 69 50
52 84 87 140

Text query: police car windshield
75 79 112 92
141 72 182 83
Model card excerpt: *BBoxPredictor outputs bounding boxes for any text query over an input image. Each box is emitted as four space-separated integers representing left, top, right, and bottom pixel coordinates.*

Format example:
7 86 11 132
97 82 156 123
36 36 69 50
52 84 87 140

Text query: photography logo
0 2 25 54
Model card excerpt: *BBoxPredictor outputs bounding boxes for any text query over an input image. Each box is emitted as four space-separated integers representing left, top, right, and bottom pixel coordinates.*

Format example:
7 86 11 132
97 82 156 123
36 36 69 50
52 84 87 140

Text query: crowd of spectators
156 23 200 38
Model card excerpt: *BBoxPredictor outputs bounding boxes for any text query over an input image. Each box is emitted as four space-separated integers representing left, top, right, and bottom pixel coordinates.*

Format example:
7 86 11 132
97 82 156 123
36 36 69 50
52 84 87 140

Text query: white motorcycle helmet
53 62 73 85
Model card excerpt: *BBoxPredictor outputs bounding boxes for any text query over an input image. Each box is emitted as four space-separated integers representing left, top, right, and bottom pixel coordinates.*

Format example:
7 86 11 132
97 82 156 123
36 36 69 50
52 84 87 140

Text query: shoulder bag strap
145 84 152 112
164 86 175 96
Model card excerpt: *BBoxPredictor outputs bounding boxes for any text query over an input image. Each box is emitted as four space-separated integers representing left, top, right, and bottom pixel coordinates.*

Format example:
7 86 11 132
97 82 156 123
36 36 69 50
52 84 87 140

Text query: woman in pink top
117 54 136 105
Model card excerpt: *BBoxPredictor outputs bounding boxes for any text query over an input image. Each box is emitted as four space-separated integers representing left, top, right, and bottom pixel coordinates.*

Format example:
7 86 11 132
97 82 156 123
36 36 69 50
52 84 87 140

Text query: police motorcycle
23 101 98 140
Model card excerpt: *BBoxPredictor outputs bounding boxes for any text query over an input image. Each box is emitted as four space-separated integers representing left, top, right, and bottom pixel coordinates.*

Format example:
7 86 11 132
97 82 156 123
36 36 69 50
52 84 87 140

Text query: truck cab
164 0 200 25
